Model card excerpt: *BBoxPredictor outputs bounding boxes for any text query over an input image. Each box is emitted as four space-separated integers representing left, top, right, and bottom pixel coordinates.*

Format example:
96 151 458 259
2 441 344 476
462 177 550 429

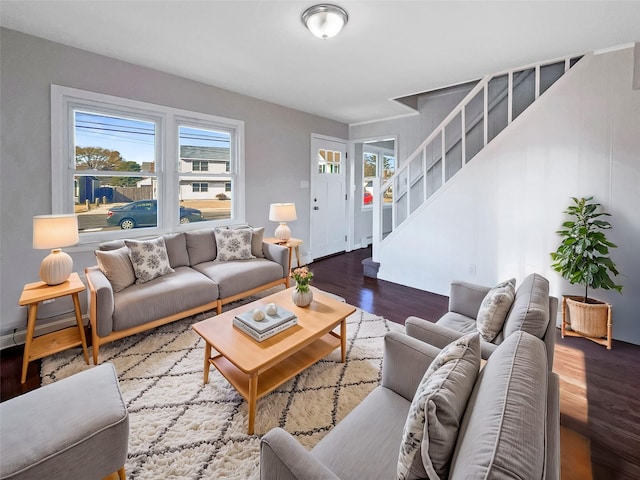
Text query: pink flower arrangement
291 266 314 293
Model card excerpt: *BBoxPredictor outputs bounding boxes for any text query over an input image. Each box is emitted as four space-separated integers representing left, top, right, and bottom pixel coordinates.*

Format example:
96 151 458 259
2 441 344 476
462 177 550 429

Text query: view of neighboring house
178 145 231 201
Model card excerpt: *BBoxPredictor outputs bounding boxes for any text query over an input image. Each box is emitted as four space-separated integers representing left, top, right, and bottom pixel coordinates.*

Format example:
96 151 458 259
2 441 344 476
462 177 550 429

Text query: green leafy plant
551 196 622 301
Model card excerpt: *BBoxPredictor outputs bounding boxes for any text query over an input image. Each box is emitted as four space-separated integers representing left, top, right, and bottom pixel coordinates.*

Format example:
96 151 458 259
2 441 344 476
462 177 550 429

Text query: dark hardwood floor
2 247 639 479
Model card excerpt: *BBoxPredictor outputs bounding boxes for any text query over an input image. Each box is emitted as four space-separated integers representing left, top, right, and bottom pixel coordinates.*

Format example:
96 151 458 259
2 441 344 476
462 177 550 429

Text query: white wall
0 28 347 338
377 48 640 345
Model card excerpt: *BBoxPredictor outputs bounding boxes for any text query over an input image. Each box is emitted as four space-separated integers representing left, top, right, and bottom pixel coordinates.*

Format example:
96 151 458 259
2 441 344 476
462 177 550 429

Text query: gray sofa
86 228 289 363
260 330 560 480
405 273 558 368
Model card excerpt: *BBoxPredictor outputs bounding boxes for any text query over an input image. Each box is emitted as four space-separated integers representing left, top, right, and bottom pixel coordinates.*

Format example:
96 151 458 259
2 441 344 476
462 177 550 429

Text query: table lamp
269 203 297 242
33 214 79 285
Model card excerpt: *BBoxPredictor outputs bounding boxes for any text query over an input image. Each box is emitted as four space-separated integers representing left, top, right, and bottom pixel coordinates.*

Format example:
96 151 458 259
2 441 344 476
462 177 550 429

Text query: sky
74 111 230 165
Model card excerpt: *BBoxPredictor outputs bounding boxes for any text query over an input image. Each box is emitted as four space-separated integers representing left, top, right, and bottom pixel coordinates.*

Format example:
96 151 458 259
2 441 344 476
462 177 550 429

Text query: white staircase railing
371 54 583 262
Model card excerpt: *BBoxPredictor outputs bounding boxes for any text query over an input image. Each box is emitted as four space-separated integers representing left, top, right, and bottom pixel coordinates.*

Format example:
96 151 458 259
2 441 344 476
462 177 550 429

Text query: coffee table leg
340 318 347 363
248 373 258 435
203 343 211 384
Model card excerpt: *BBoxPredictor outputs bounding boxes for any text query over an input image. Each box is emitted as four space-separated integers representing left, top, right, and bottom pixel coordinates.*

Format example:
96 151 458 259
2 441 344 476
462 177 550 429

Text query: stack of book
233 305 297 342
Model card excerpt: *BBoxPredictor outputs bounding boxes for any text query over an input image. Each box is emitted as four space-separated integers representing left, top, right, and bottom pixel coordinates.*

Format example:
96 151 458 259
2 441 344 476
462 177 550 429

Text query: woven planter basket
566 296 610 337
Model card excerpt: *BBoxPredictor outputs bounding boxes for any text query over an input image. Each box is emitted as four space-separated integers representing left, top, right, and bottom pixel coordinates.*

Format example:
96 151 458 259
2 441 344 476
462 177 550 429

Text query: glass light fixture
269 203 297 242
33 214 79 285
302 4 348 39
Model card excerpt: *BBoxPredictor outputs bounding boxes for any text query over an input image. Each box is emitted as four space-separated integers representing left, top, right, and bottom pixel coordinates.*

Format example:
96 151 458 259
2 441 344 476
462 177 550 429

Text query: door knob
313 206 319 210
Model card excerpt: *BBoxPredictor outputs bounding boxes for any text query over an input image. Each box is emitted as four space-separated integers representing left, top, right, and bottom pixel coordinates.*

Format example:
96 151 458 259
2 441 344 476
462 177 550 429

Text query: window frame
51 85 245 246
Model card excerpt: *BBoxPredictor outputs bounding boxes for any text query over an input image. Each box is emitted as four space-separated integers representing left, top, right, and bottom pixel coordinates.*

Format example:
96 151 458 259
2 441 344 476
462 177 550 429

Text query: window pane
363 152 378 177
74 175 158 232
382 155 395 180
179 125 232 223
74 111 155 172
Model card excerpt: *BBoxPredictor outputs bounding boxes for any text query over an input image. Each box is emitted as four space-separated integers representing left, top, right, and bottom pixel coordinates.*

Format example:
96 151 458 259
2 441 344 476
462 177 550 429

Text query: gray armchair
405 273 558 368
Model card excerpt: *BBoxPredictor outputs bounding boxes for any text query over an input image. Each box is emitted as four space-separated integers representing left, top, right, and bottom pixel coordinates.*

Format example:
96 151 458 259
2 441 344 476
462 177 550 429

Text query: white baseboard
0 315 87 350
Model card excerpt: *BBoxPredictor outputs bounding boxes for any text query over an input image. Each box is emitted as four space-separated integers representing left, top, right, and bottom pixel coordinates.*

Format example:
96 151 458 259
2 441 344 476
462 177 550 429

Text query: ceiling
1 1 639 125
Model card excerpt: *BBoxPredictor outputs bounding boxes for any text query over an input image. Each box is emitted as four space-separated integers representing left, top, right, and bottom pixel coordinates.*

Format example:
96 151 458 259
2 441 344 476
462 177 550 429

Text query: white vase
292 287 313 307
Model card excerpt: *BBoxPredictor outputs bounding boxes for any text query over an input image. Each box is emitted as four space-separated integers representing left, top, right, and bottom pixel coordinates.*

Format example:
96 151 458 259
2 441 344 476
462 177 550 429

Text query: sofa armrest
405 316 466 350
85 266 115 337
448 281 491 318
262 242 289 278
544 372 561 480
260 427 339 480
381 331 441 402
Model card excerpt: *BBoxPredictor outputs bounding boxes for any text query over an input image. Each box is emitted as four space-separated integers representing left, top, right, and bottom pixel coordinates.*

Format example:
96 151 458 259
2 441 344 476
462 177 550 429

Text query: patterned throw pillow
397 333 481 480
214 227 255 261
95 246 136 293
124 238 175 284
476 279 516 342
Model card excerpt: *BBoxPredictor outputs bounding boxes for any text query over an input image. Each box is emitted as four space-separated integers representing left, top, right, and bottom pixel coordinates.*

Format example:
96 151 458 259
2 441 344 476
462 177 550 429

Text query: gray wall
0 28 347 338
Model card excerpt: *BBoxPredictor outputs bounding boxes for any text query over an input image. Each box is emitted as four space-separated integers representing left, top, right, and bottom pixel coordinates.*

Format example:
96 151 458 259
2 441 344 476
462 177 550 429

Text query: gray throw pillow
230 225 265 258
124 237 174 284
397 333 481 480
476 279 516 342
214 227 255 261
95 246 136 293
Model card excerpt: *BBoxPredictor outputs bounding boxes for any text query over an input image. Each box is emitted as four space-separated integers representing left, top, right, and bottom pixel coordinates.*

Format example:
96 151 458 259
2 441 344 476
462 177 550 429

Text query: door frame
309 133 349 260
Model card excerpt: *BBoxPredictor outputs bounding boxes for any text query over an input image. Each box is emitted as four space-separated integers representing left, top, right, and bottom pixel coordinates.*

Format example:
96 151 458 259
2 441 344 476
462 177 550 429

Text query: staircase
371 54 584 262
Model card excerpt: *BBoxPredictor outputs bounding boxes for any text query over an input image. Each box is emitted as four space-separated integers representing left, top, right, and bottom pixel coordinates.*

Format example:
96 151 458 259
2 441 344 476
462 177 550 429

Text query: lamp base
274 223 291 242
40 248 73 285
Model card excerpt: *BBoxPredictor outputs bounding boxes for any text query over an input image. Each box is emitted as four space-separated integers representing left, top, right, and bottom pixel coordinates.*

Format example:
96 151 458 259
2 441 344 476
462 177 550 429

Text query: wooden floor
2 247 639 479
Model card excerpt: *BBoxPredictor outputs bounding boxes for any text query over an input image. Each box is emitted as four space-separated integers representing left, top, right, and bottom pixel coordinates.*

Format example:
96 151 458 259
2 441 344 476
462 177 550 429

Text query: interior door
310 135 348 259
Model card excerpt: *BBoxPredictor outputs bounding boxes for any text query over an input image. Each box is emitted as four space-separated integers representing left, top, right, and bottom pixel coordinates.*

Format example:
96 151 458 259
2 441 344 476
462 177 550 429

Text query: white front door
310 135 348 259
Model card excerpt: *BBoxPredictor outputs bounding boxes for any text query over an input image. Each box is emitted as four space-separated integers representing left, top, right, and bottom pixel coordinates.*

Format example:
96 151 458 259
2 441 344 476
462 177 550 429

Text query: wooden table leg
21 304 38 384
203 343 211 384
248 373 258 435
340 318 347 363
294 246 301 268
561 296 567 338
71 293 90 365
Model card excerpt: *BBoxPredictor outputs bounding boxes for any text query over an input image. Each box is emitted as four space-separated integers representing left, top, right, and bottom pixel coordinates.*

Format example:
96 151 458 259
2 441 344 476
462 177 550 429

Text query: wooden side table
264 237 303 274
18 272 90 383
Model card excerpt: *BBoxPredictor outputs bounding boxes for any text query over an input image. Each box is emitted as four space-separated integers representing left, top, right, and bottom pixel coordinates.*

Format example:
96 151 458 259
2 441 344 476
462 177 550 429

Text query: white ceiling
2 1 639 125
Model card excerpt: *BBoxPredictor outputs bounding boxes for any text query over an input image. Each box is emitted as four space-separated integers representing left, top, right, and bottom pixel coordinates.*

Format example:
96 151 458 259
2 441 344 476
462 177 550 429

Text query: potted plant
550 196 622 347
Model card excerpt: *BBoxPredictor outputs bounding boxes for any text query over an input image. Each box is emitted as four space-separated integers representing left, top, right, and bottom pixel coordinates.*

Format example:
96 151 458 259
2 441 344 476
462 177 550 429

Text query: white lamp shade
33 214 78 285
269 203 297 222
302 4 348 39
33 214 79 249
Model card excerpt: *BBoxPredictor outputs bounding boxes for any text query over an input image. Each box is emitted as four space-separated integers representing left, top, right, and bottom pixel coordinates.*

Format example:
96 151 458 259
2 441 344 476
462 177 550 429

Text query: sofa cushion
449 331 547 480
436 312 477 334
214 227 255 261
476 279 515 342
99 239 126 251
163 232 190 268
193 258 282 299
231 225 265 258
185 229 217 265
112 267 218 331
95 246 136 293
398 332 480 480
125 238 175 284
503 273 550 339
312 387 411 479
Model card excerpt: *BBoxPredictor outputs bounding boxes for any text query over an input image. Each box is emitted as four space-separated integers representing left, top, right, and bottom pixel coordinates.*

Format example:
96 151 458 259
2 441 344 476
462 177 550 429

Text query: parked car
106 199 202 229
364 191 373 205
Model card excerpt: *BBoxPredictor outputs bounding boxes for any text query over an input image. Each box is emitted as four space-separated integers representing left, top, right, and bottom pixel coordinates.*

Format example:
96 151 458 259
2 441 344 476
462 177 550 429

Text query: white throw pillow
397 333 481 480
476 279 516 342
214 227 255 261
95 246 136 293
124 237 174 284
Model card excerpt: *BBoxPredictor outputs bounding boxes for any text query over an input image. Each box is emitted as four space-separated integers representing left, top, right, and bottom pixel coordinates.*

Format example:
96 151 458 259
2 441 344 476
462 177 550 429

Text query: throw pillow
214 227 255 261
397 332 481 480
476 279 516 342
230 225 265 258
124 237 175 284
95 246 136 293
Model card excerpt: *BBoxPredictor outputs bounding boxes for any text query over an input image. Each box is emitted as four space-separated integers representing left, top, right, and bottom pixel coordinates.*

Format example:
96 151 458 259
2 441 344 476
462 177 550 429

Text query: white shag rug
41 290 402 480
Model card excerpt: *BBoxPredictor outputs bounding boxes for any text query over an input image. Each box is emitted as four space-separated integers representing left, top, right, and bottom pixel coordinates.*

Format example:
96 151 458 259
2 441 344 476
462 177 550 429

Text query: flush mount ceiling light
302 4 348 39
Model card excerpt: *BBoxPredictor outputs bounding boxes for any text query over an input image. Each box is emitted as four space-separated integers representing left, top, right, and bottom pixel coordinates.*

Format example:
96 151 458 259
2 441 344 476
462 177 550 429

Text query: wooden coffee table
192 287 356 434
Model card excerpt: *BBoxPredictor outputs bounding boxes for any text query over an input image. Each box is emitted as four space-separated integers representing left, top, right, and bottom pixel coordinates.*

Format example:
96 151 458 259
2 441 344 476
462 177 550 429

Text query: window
192 182 209 192
52 86 244 243
362 146 395 207
317 148 341 174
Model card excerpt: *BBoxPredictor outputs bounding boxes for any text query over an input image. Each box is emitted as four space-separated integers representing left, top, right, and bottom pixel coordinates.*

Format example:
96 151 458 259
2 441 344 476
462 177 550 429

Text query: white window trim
51 85 245 246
